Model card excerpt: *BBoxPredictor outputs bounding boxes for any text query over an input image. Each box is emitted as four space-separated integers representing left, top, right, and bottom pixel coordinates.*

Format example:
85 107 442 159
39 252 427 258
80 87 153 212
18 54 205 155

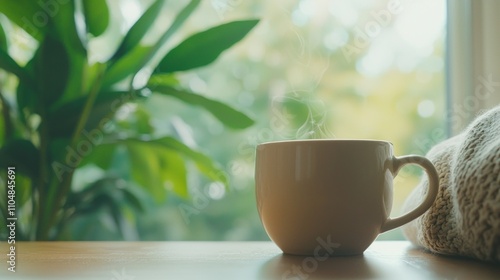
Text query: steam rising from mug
270 95 336 140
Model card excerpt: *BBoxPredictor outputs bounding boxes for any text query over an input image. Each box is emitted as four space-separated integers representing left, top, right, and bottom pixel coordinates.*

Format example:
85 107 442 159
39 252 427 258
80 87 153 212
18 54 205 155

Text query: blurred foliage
0 0 446 241
136 0 446 241
0 0 258 240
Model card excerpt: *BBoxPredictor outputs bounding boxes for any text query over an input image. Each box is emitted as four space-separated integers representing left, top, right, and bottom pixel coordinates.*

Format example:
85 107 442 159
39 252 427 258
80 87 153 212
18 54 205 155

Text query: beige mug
255 139 439 256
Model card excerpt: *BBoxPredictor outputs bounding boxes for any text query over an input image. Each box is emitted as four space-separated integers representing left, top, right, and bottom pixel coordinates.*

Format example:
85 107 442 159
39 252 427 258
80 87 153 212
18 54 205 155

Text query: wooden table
1 241 499 279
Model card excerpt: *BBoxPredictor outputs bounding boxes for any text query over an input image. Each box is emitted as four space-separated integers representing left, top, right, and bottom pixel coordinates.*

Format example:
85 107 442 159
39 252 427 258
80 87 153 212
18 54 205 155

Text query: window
146 0 448 240
5 0 496 241
147 0 500 242
447 0 500 135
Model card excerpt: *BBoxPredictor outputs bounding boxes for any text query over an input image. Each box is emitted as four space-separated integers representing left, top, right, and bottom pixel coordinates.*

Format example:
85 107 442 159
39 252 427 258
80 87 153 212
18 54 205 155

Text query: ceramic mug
255 139 439 256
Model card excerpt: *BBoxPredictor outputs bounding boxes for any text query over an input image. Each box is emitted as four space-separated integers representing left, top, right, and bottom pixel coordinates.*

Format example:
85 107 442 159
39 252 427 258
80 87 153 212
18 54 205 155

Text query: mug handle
380 155 439 233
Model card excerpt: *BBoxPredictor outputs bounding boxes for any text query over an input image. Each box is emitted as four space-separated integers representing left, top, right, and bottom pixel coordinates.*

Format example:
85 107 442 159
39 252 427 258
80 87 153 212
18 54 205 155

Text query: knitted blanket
402 105 500 262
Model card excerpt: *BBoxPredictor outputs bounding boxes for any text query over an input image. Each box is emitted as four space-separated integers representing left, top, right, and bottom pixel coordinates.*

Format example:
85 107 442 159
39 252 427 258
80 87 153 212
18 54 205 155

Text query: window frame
446 0 500 135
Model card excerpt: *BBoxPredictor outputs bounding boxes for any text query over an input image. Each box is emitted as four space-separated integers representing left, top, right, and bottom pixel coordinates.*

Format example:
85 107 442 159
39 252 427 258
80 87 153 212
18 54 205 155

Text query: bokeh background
1 0 446 240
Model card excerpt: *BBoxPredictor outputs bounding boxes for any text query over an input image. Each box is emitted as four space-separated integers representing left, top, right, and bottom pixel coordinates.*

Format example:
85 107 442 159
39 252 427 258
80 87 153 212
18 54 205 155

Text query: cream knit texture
402 106 500 262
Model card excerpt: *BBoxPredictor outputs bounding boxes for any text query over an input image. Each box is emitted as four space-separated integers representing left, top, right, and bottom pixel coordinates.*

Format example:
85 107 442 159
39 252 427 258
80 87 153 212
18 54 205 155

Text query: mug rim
257 138 393 147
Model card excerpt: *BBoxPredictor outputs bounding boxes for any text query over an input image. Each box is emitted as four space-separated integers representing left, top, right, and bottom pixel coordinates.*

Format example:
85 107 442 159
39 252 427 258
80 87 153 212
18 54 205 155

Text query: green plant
0 0 258 240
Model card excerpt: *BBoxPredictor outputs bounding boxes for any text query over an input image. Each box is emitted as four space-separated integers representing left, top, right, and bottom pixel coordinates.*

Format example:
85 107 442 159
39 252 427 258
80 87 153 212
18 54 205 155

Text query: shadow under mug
255 139 439 256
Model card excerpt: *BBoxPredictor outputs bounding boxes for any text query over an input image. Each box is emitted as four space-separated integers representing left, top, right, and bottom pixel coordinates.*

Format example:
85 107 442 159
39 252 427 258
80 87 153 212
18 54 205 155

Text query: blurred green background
0 0 446 241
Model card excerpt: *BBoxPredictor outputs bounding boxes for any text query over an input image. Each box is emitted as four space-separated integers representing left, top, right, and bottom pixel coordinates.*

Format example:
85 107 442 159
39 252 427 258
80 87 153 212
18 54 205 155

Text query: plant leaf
0 22 7 51
102 45 153 88
160 150 188 199
111 0 164 61
125 0 201 87
48 90 143 138
16 56 37 125
147 137 228 187
125 142 169 202
147 73 179 86
0 0 46 40
68 177 144 234
58 51 87 104
78 143 116 170
0 139 40 180
35 35 70 107
0 22 32 82
82 0 109 37
121 187 145 212
115 104 154 135
156 19 259 73
16 76 36 126
149 83 254 129
105 136 228 198
145 0 201 65
126 140 189 201
51 0 86 54
0 48 27 80
0 111 4 146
